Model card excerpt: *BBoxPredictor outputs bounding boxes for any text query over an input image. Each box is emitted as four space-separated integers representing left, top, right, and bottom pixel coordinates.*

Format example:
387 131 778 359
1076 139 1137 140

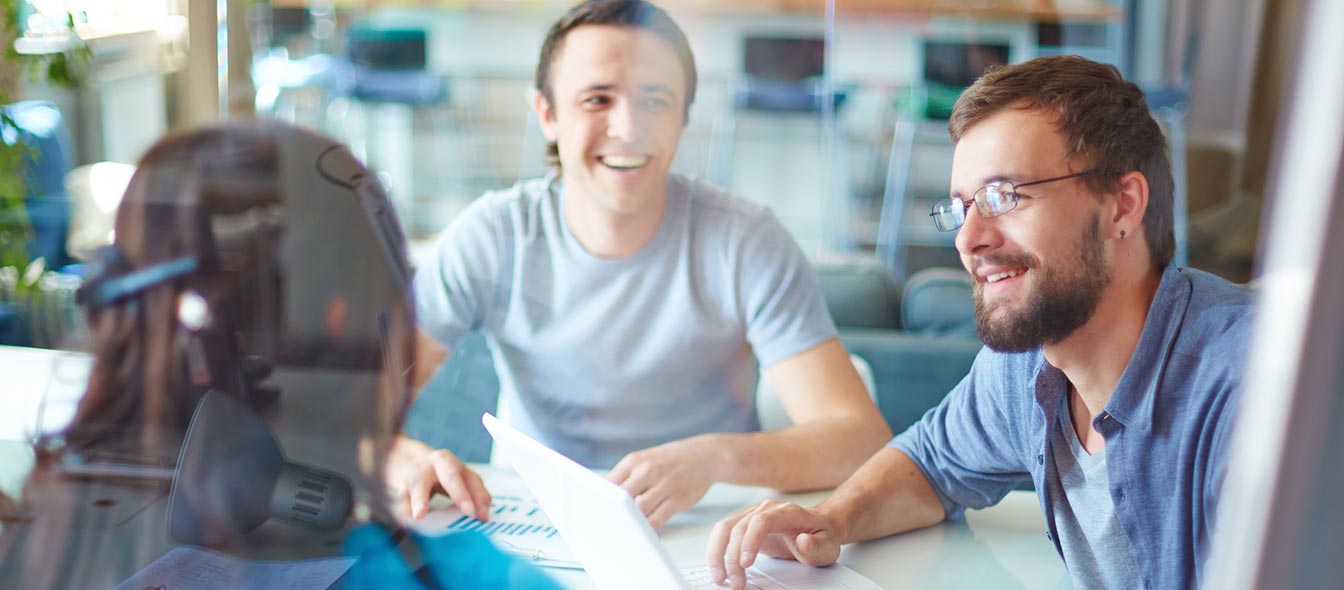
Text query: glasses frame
929 169 1109 232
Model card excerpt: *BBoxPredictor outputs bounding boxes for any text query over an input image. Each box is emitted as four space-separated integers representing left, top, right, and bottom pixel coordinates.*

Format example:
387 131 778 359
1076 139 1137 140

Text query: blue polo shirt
890 265 1253 589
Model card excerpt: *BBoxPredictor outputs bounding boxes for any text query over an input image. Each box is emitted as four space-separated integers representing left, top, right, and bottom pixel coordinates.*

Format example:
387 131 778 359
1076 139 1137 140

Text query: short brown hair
949 55 1175 270
534 0 697 163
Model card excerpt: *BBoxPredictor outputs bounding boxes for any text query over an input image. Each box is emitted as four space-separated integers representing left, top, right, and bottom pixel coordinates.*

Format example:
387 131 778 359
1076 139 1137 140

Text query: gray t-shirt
1049 406 1143 590
414 173 837 467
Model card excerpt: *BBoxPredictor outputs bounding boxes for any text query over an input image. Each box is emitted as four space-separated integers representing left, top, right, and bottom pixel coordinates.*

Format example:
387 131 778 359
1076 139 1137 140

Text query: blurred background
0 0 1281 287
0 0 1299 456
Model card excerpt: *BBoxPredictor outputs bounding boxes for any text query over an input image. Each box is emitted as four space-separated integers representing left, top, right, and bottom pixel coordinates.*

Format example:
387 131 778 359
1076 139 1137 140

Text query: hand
607 435 725 530
387 437 492 522
704 500 843 590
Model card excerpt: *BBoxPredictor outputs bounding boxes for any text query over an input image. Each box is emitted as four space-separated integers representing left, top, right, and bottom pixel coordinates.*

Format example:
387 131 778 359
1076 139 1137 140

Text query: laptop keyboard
682 565 784 590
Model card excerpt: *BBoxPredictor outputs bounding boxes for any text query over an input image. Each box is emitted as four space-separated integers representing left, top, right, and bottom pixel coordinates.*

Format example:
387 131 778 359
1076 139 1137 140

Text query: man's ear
533 91 559 142
1109 170 1150 240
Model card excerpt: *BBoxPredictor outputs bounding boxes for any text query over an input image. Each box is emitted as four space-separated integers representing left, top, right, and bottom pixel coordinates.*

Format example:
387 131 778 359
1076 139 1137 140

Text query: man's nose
954 202 1001 257
606 100 639 141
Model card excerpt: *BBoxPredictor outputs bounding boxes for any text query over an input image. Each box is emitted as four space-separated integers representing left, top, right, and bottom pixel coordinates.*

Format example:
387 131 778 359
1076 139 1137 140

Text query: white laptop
481 413 884 590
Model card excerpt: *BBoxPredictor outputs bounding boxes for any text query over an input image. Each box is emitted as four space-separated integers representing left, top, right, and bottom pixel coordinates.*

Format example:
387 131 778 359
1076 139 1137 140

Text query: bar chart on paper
414 475 579 568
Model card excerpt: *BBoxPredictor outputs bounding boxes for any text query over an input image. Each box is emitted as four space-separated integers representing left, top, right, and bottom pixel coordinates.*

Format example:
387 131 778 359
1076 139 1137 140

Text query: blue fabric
1048 405 1142 589
889 265 1253 589
2 101 74 269
899 267 976 338
414 173 837 468
0 302 29 346
340 525 558 590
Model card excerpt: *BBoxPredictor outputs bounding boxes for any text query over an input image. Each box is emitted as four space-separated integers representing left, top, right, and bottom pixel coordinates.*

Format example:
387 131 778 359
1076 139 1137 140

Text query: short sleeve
888 347 1034 518
734 208 838 367
412 196 508 349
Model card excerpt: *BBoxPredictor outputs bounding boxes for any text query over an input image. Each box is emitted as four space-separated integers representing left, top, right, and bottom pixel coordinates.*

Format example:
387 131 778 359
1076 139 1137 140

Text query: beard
972 213 1110 352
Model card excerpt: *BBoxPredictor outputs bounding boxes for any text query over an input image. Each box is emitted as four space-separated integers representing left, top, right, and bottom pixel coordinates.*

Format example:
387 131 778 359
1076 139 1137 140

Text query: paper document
413 472 580 568
113 545 355 590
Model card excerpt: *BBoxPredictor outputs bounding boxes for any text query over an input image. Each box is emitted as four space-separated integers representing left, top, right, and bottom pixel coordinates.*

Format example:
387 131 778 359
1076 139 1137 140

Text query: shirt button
1100 413 1110 421
1037 454 1045 465
1115 488 1126 502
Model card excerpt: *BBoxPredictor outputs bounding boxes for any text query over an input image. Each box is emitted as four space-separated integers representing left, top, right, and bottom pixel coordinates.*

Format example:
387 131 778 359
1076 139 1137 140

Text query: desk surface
470 466 1068 589
2 455 1068 589
0 343 1067 588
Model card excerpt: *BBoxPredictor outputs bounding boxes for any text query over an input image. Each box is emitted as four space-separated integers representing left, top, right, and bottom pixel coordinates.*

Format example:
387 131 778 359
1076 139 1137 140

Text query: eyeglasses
929 169 1108 232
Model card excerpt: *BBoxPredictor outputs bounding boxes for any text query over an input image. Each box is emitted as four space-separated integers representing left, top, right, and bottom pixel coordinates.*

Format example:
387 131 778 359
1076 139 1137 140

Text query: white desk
464 466 1068 590
0 345 92 444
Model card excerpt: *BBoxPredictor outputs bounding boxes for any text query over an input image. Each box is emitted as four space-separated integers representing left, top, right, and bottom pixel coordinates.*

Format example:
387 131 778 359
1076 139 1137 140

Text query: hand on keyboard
683 565 782 590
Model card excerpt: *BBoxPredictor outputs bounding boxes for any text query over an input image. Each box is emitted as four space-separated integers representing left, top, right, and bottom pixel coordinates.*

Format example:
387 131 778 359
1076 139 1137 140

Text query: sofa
818 260 981 434
402 258 983 462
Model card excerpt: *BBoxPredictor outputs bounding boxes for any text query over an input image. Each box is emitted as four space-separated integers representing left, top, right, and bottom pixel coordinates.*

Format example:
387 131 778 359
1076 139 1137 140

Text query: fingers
644 493 685 531
722 508 755 589
428 451 491 521
607 454 634 487
705 508 752 586
391 486 413 522
401 449 490 521
611 456 657 500
707 501 838 590
737 508 779 569
789 530 841 567
406 462 439 520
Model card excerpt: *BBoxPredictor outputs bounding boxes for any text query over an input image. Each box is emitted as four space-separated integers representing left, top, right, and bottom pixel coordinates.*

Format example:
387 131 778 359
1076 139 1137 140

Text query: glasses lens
978 183 1015 217
931 199 964 231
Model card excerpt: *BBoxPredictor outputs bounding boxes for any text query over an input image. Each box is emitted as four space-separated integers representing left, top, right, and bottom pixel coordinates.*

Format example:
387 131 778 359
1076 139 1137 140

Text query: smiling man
393 0 890 531
705 55 1254 590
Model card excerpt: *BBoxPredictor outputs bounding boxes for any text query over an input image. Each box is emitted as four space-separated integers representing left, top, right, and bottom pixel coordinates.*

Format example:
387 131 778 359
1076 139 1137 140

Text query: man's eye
581 96 610 107
644 96 670 110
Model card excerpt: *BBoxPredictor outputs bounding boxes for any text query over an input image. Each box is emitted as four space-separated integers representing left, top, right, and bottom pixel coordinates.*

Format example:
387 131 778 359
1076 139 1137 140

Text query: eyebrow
574 83 676 96
577 83 617 94
641 83 675 96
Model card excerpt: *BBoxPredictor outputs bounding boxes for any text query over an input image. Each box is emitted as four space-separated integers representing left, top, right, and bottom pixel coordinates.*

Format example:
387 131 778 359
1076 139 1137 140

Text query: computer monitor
921 40 1011 89
1205 0 1344 586
744 36 825 84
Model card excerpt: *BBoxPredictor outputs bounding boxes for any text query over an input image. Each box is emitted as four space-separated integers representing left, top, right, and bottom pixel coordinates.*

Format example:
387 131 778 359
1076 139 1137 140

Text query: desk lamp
168 389 353 546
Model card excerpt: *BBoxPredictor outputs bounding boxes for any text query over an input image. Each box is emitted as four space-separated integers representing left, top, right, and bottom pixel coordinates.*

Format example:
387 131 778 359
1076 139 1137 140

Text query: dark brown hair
64 124 282 457
949 55 1175 270
534 0 697 163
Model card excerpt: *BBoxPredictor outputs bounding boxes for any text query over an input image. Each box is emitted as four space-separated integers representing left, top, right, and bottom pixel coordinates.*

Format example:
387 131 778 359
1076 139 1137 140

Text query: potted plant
2 0 90 267
0 0 89 345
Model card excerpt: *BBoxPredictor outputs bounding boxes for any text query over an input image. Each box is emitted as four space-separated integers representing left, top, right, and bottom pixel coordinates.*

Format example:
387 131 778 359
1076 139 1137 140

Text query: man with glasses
705 55 1253 590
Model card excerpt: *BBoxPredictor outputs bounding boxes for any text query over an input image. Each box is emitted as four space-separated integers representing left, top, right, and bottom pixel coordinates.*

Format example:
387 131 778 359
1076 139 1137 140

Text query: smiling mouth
986 269 1026 283
600 155 649 171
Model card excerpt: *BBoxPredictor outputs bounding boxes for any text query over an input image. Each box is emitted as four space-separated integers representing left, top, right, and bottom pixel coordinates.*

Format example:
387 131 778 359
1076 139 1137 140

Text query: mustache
971 252 1036 275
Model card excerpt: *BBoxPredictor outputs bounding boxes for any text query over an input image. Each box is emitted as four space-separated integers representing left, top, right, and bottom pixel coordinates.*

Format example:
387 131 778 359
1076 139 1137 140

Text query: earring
1120 230 1127 239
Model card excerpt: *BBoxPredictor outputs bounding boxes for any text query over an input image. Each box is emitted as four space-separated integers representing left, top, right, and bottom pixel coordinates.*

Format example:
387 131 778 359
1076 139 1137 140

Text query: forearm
814 446 946 544
706 412 892 491
410 329 451 395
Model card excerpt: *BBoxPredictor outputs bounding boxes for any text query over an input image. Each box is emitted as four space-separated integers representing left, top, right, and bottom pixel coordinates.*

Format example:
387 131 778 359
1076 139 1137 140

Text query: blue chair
1 100 75 271
0 301 29 345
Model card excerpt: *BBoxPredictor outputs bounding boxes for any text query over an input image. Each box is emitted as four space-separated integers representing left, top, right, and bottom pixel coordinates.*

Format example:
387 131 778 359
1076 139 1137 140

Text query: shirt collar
1101 265 1190 433
1031 265 1190 434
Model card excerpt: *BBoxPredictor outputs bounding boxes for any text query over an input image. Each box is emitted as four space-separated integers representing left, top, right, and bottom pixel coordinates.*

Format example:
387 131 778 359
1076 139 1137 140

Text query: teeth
987 269 1024 283
601 155 648 170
